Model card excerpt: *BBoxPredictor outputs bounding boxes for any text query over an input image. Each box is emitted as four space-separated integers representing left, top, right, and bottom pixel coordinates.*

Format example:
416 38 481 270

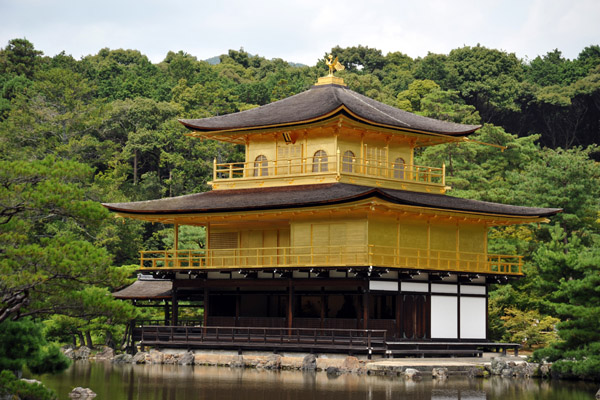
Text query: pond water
27 361 598 400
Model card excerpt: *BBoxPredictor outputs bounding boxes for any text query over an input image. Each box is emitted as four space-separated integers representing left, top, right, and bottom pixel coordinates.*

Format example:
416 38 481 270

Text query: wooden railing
135 325 387 352
213 154 445 186
367 245 523 275
133 319 203 327
139 245 522 275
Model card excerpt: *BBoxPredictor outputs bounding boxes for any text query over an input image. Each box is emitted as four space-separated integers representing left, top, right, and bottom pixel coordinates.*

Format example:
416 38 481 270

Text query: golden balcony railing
139 245 522 275
212 154 445 186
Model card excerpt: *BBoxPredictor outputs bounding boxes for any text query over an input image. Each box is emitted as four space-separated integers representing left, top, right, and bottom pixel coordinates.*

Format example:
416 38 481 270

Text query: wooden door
399 294 429 339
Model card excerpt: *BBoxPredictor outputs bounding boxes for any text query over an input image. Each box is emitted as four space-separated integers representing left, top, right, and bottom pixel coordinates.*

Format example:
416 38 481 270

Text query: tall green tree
530 227 600 380
0 157 130 330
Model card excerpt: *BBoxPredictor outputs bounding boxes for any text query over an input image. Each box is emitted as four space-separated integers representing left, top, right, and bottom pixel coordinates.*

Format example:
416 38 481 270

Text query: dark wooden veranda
131 322 387 356
127 320 520 358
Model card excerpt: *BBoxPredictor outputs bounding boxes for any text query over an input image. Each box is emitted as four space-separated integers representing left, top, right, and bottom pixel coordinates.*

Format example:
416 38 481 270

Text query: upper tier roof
103 183 561 219
179 84 481 136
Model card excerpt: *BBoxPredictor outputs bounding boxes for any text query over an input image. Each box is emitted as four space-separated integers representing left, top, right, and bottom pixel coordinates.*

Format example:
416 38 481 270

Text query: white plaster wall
430 295 458 339
369 280 399 292
461 285 486 295
431 283 458 293
460 297 487 339
400 282 428 292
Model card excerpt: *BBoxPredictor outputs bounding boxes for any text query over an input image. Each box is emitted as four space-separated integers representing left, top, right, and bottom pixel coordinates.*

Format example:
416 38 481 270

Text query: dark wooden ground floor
164 277 446 340
122 274 522 357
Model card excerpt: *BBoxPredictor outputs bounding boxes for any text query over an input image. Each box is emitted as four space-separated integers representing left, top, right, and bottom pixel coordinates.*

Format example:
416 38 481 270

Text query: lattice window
364 145 387 176
312 150 328 172
277 143 303 174
253 155 268 177
393 157 405 179
209 232 239 249
342 150 355 172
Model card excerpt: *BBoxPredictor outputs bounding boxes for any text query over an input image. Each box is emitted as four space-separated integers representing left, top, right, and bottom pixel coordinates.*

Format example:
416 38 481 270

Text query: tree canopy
1 38 599 378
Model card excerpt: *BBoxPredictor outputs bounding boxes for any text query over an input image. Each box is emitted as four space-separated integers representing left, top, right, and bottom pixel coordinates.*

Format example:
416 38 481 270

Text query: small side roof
103 183 562 219
180 84 480 136
112 279 172 300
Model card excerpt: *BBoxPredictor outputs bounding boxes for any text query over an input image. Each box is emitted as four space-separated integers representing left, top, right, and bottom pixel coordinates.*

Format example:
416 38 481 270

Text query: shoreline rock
61 347 571 381
69 387 96 398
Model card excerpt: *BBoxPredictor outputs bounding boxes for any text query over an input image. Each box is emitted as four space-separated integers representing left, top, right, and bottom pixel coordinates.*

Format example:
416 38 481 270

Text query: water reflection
28 361 597 400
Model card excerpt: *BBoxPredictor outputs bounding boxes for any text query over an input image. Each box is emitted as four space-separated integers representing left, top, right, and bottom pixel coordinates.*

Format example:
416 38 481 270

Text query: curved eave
180 105 480 139
104 202 560 225
102 187 380 215
102 184 562 223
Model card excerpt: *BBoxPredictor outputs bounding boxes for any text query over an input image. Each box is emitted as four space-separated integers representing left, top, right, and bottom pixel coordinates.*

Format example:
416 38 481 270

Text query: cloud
1 0 598 64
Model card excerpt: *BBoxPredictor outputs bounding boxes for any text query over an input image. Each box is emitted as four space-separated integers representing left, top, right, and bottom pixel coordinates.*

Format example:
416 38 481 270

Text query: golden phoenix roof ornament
325 54 345 76
316 54 347 86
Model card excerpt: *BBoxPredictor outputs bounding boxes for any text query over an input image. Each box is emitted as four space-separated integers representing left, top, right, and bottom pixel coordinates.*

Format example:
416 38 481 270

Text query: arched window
393 157 405 179
312 150 328 172
342 150 355 173
253 155 268 177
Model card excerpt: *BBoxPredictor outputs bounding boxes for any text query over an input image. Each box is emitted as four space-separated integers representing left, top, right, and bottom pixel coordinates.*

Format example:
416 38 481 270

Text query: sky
1 0 599 65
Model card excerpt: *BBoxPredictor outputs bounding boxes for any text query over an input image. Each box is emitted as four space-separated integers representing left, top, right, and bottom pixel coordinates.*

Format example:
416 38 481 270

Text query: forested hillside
1 39 599 379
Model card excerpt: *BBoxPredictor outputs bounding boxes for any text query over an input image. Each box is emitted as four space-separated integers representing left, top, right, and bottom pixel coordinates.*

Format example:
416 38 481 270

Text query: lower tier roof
112 279 172 300
103 183 561 218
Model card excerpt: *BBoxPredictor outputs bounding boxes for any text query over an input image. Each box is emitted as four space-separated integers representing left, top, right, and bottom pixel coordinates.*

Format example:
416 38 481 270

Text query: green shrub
534 344 600 381
27 344 71 375
0 320 45 372
0 320 70 375
0 370 57 400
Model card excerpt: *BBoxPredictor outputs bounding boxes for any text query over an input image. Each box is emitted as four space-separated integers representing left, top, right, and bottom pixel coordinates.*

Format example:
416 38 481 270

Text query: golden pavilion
108 69 560 357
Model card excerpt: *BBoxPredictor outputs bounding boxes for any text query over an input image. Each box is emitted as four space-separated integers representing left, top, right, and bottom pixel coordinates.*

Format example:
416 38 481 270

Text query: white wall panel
460 297 487 339
431 295 458 339
400 282 428 292
461 285 486 295
431 283 458 293
369 280 398 292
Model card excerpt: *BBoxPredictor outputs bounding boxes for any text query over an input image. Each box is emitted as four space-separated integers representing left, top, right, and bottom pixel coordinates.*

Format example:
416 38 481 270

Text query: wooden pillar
320 287 325 329
426 294 432 339
395 294 402 340
203 287 209 327
235 288 240 327
174 223 179 268
485 284 489 341
171 288 178 326
457 291 461 340
174 224 179 251
362 287 369 330
164 300 170 325
287 279 293 334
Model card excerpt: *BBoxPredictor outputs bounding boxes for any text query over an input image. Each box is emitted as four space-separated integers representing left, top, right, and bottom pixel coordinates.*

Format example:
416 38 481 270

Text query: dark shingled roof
103 183 561 218
180 84 480 136
112 280 172 300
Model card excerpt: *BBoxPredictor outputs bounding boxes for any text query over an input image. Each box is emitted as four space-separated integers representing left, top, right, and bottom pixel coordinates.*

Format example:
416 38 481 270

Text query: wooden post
164 300 170 325
287 279 293 335
203 287 209 326
396 294 402 340
360 133 365 174
336 148 341 178
385 140 389 178
320 287 325 329
171 288 178 326
442 162 446 186
235 288 240 327
363 287 369 330
174 223 179 268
